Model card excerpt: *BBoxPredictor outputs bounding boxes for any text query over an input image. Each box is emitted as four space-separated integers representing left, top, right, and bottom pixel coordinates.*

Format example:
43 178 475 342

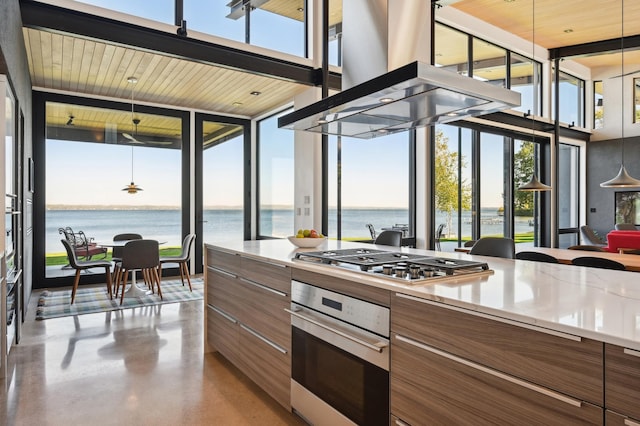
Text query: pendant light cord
531 0 535 146
131 80 135 131
621 0 625 166
131 146 134 182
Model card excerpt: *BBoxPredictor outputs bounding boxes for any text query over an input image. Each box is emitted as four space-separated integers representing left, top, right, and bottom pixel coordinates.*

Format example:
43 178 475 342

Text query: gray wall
0 0 34 307
586 135 640 236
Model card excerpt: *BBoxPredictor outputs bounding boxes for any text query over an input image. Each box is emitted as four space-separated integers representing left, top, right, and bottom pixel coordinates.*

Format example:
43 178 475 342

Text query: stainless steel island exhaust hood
278 1 520 139
278 61 521 139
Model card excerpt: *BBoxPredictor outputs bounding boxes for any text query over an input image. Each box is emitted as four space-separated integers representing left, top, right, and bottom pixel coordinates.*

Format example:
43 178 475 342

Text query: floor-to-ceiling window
435 124 549 251
200 117 248 244
40 95 186 284
558 143 580 247
328 132 412 241
258 109 294 238
479 132 507 238
434 125 472 249
513 138 540 245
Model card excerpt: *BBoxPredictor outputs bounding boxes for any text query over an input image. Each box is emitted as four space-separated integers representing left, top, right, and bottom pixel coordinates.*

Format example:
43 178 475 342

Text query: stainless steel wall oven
287 280 390 425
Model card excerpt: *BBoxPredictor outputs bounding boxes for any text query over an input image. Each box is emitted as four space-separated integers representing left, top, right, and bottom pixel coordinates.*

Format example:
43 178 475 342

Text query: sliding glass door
434 123 550 251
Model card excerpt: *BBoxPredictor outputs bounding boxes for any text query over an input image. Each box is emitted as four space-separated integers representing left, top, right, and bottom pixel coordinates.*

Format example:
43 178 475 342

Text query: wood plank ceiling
450 0 640 69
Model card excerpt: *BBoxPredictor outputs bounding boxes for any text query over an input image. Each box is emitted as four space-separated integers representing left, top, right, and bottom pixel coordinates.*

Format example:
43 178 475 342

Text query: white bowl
287 236 328 248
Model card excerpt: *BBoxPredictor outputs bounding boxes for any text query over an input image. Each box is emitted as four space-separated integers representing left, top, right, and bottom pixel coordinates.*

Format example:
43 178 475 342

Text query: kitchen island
205 239 640 425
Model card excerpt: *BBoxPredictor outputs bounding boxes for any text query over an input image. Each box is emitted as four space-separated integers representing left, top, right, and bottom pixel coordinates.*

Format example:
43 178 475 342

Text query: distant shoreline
46 205 434 210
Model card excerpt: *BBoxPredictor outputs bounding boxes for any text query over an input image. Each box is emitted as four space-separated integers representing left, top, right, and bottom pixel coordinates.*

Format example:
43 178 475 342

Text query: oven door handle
285 308 388 353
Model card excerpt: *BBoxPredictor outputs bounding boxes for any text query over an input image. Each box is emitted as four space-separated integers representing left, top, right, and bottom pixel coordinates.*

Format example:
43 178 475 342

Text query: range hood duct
278 0 521 139
278 61 521 139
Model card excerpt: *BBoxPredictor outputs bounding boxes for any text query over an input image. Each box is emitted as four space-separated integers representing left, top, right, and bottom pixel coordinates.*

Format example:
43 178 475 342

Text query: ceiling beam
20 0 341 90
549 35 640 60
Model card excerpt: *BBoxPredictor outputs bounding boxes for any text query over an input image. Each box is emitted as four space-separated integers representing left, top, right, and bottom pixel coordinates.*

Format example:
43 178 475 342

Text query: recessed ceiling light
504 0 515 2
232 102 243 107
446 112 459 117
297 7 304 12
250 91 261 96
380 97 394 103
127 76 138 84
317 119 328 124
564 29 574 33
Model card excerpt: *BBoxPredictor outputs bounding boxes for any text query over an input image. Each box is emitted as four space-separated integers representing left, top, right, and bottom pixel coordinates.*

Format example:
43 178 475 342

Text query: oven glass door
292 326 389 425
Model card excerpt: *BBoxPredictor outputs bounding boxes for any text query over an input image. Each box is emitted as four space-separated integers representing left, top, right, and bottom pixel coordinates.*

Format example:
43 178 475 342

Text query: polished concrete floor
0 282 305 425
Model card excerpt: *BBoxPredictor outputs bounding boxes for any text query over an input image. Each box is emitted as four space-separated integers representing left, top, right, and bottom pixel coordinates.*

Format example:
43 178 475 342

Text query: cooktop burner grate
293 248 490 280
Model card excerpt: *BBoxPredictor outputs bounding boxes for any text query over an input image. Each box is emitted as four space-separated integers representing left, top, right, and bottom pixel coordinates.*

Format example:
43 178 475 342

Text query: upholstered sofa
604 230 640 253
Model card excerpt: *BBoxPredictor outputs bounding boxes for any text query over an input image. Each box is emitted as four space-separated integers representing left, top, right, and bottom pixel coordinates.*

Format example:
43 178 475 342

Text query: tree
513 142 535 216
434 130 471 237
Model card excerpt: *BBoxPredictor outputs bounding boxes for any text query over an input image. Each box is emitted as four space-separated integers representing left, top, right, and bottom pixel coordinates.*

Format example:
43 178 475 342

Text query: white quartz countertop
206 239 640 350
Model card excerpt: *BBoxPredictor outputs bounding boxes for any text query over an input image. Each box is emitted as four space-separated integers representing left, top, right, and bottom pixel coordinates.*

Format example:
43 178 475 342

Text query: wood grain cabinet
605 344 640 424
205 246 292 410
390 293 604 425
606 410 640 426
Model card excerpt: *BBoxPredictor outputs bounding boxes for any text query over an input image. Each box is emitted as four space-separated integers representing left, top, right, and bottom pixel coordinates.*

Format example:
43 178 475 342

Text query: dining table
456 245 640 272
97 239 167 298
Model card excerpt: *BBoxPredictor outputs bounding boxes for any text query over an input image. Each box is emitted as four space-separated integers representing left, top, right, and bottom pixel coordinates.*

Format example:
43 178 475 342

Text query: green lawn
46 246 182 266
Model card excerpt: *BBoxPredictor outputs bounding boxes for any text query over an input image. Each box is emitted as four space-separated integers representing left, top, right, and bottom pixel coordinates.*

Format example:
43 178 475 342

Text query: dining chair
111 233 142 283
434 223 446 251
515 251 559 263
159 233 196 291
115 239 162 305
61 239 113 304
571 256 626 271
579 225 606 246
365 224 377 240
463 240 477 247
374 230 402 247
468 237 515 259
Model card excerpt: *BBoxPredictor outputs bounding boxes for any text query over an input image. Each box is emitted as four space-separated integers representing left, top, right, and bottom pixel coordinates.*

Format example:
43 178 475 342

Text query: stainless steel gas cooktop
293 248 492 284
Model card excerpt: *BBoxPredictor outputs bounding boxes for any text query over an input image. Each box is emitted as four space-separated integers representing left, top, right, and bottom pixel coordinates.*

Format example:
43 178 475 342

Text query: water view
46 207 534 254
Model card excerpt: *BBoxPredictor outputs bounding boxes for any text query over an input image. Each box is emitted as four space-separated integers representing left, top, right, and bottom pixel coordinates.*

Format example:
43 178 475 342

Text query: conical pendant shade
600 1 640 188
600 164 640 188
518 174 551 191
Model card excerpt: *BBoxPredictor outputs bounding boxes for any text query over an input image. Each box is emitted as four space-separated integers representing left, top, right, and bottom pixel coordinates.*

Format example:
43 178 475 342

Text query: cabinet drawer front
606 344 640 420
207 266 243 319
392 294 603 405
391 335 603 426
207 248 241 274
240 256 290 293
239 324 291 410
237 277 290 350
207 305 239 366
606 410 640 426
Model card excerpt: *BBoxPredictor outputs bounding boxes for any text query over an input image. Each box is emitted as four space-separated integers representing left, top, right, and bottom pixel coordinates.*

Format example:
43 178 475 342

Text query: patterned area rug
36 277 203 320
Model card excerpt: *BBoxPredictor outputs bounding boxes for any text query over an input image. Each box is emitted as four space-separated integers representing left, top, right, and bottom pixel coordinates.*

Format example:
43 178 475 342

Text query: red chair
604 230 640 253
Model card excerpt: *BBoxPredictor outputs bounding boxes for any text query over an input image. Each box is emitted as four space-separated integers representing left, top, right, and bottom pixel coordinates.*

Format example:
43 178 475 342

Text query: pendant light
122 146 143 194
122 76 143 194
600 0 640 188
518 0 551 192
